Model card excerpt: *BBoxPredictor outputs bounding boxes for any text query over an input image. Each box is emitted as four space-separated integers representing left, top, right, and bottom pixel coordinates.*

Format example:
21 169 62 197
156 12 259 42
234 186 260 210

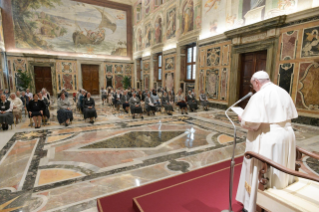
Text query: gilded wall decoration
181 0 194 35
62 74 73 91
104 63 133 89
166 7 177 40
220 68 228 100
164 57 175 71
301 25 319 58
206 69 219 99
296 63 319 110
11 0 128 56
137 29 143 51
221 45 229 66
278 63 294 94
143 61 150 72
281 30 298 60
165 73 174 92
115 64 124 74
207 47 220 67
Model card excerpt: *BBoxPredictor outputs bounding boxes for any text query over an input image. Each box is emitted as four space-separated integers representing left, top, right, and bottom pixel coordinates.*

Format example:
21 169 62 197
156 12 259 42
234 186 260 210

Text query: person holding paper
236 71 298 212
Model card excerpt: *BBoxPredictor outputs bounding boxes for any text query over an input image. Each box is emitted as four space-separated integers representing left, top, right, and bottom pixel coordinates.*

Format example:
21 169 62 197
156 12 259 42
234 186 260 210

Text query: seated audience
199 90 209 111
58 88 69 98
8 93 23 124
175 90 188 115
121 90 130 113
83 93 97 124
38 92 50 122
161 92 174 116
108 88 115 105
137 90 143 101
145 92 156 116
57 93 73 126
26 89 33 100
113 90 122 110
79 90 87 112
28 93 45 128
0 94 13 130
187 90 198 112
101 87 107 105
21 91 30 106
129 93 143 119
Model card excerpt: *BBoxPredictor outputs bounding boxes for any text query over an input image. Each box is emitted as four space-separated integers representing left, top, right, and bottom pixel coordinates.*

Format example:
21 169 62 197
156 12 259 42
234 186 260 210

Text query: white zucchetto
251 71 269 80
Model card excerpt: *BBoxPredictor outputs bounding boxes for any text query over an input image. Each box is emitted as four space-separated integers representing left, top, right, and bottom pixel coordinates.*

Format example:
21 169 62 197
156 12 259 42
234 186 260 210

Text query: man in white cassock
236 71 298 212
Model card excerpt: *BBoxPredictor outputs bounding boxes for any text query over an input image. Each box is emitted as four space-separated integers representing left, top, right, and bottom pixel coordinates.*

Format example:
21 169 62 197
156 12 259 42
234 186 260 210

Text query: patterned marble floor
0 100 318 212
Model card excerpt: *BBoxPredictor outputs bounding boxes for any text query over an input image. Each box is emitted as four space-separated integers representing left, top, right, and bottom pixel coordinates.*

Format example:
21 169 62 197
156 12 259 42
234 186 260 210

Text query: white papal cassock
236 82 298 212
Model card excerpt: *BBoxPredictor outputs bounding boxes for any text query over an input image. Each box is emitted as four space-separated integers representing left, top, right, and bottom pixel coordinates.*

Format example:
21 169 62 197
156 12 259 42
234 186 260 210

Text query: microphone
222 92 253 212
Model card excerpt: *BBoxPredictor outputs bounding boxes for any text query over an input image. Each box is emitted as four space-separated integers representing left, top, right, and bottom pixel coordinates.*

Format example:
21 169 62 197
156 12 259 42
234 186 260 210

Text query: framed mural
181 0 194 35
8 0 132 57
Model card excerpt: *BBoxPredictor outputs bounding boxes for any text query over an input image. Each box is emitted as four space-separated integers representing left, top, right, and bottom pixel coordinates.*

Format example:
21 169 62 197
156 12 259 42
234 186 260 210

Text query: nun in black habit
83 93 97 124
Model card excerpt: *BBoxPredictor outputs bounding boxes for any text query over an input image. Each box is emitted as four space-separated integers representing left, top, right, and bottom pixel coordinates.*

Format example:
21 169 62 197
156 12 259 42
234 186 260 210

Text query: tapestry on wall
207 47 220 67
206 69 219 99
301 25 319 58
165 73 174 92
296 62 319 110
278 63 294 95
11 0 128 56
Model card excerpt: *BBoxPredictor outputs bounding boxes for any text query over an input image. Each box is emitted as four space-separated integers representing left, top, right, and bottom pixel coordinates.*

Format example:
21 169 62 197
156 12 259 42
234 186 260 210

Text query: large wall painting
165 73 174 92
166 7 177 40
281 31 298 60
165 57 175 71
278 63 294 95
11 0 128 56
181 0 194 35
301 25 319 58
296 62 319 110
206 69 219 99
144 22 152 48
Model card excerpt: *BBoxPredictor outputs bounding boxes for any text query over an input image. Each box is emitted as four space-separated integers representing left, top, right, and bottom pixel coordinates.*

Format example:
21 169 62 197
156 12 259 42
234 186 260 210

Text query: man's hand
67 107 70 110
40 110 43 115
136 105 139 107
13 106 17 109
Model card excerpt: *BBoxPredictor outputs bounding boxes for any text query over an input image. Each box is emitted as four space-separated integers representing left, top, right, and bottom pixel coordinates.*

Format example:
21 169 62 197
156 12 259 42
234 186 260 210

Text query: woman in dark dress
175 90 188 115
145 92 156 116
57 93 73 126
162 92 174 115
129 93 143 119
28 93 45 128
187 90 198 112
38 92 50 122
83 93 97 124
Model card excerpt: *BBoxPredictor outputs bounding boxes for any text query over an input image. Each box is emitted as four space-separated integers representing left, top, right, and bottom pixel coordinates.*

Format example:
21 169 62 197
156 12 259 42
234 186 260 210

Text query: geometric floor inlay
80 131 186 149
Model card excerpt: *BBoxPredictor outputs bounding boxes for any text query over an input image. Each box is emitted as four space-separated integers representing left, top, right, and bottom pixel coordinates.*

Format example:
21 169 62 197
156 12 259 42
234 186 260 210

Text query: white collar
260 82 272 90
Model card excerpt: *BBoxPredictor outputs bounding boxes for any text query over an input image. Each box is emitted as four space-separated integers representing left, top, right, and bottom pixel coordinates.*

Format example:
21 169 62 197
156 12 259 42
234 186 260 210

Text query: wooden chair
245 147 319 212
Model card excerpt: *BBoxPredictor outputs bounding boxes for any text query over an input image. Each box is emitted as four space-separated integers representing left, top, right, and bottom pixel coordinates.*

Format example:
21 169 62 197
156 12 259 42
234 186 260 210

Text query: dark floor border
292 115 319 127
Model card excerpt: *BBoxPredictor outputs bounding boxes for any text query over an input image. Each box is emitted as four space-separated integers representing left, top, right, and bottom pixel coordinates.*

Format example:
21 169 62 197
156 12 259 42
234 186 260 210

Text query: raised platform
97 157 244 212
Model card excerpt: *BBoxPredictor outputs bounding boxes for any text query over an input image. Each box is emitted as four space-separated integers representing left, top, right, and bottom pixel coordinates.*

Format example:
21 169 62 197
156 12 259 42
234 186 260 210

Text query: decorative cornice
224 15 286 38
197 33 228 46
177 29 200 47
285 7 319 23
163 48 176 55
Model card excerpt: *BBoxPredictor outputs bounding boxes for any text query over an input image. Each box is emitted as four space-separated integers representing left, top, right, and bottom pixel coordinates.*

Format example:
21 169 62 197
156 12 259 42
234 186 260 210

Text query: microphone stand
221 92 252 212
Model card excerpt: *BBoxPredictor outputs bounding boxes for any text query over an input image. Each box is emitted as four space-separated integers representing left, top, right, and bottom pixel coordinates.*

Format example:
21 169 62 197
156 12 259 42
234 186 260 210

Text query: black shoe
168 113 172 116
141 116 144 120
186 112 188 115
181 112 184 115
2 124 5 130
132 116 135 119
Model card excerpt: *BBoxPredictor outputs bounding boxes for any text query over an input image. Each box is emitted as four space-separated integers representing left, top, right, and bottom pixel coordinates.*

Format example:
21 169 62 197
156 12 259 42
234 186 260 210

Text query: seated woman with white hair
57 92 73 126
129 92 144 119
41 88 51 104
8 93 23 124
0 94 14 130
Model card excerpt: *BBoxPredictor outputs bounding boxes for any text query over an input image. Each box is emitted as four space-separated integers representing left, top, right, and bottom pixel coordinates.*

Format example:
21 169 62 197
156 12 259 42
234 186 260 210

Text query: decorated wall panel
56 60 78 93
142 60 151 90
197 40 231 103
163 54 176 92
104 63 133 89
275 20 319 116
